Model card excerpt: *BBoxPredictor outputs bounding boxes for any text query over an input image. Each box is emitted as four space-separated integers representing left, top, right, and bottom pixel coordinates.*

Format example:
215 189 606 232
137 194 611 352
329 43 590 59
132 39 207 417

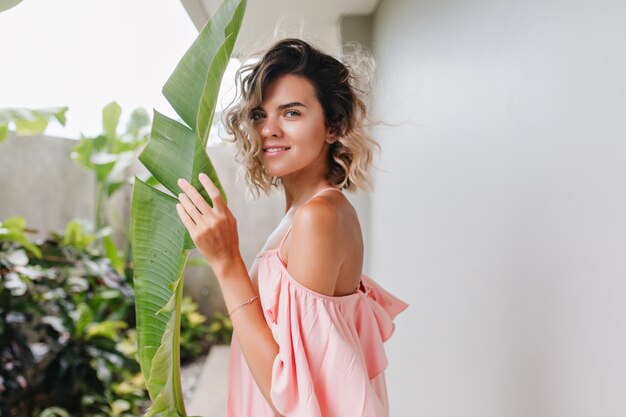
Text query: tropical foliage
70 101 155 276
0 216 146 417
0 216 229 416
0 107 68 143
179 297 233 362
130 0 247 415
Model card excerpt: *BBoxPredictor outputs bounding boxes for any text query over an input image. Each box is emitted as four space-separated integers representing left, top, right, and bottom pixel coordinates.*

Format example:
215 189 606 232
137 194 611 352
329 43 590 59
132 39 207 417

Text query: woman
175 38 408 417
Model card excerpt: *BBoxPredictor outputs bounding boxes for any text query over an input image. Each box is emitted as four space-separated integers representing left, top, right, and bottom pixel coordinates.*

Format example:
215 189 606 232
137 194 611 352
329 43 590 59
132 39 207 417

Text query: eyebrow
278 101 306 110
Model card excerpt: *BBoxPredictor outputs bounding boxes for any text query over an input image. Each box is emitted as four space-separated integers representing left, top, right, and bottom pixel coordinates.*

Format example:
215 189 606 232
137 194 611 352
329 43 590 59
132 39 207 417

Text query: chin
263 162 295 178
262 166 285 178
267 169 291 178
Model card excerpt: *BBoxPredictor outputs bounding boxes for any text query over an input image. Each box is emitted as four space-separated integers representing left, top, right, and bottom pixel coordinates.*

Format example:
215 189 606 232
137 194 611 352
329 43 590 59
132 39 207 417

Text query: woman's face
252 73 335 179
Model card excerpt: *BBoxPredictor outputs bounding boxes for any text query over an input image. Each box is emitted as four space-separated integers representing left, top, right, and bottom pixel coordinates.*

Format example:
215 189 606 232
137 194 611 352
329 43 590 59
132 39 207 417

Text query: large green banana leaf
0 0 22 13
130 1 247 416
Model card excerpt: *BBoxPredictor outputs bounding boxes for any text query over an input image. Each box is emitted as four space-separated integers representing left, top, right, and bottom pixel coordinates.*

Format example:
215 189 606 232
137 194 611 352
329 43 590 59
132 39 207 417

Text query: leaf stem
172 251 189 415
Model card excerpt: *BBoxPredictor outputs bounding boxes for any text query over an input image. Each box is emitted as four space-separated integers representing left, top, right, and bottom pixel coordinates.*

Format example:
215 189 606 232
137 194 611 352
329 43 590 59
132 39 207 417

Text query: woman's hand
175 173 241 275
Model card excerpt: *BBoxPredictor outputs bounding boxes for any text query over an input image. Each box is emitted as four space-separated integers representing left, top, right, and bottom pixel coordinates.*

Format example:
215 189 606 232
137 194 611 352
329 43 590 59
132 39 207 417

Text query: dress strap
277 187 343 258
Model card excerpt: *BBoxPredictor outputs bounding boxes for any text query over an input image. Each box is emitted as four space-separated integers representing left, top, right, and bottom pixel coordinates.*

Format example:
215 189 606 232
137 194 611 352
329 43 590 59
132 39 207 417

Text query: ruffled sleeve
257 252 409 417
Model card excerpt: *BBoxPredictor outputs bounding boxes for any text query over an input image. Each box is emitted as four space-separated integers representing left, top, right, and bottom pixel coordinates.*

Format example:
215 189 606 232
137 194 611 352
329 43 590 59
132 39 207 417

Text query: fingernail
199 173 207 180
177 178 183 185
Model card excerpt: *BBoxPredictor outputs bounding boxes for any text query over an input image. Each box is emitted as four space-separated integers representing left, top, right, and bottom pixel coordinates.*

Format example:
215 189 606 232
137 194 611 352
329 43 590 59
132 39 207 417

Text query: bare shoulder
295 189 357 225
291 190 358 255
283 192 362 297
293 197 342 234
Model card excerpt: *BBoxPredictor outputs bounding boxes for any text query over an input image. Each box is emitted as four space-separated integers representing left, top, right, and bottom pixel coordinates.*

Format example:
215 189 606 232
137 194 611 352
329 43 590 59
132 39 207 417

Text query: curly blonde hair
222 38 380 199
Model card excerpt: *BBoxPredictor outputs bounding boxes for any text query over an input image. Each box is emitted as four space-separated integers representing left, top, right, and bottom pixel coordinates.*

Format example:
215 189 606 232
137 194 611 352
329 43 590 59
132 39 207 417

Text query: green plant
0 216 149 417
129 0 246 415
178 296 233 363
0 216 43 258
0 107 68 142
71 102 155 276
205 311 233 345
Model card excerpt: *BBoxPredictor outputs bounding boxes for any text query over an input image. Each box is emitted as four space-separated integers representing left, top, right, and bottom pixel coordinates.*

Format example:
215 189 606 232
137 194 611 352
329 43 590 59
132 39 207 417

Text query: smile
263 147 290 155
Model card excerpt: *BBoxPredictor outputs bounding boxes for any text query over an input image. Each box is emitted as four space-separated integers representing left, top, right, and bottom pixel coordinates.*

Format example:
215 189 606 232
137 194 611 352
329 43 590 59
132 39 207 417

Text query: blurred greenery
0 215 145 417
69 102 157 279
1 41 234 415
0 107 68 143
179 296 232 362
0 216 232 417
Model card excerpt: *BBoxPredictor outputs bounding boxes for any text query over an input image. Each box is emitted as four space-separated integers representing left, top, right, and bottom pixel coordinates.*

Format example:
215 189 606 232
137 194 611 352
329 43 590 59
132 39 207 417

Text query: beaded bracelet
228 295 259 316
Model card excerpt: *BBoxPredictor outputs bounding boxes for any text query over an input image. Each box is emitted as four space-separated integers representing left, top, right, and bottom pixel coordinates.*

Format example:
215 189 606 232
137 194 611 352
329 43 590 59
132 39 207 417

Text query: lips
263 146 291 154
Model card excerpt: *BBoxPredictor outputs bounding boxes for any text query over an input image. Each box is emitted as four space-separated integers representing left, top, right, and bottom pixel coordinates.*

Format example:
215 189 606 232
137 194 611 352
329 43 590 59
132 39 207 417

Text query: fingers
178 192 203 224
198 173 227 213
177 177 211 215
176 202 197 231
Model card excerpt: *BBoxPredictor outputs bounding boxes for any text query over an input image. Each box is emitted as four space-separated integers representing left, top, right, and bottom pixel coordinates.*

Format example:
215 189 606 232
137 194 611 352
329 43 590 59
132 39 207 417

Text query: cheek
286 119 327 146
253 123 263 137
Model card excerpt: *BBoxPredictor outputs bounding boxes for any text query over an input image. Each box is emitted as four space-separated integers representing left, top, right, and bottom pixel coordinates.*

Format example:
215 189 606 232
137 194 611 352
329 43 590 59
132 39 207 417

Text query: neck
279 143 336 213
283 179 336 214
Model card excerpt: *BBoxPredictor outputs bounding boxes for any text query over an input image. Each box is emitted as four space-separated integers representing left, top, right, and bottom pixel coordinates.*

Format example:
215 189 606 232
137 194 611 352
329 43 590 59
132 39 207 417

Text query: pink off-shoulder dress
226 188 409 417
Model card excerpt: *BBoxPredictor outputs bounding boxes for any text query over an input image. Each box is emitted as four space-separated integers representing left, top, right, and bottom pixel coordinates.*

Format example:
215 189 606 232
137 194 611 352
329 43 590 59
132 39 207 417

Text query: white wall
370 1 626 416
0 134 96 238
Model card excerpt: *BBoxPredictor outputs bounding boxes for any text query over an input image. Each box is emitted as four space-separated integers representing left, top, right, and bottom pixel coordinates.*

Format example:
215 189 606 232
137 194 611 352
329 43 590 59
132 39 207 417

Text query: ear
325 126 337 144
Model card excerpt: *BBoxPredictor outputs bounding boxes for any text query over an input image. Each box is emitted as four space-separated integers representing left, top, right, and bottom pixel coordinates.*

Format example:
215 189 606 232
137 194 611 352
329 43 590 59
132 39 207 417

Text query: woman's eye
251 112 265 121
285 110 300 117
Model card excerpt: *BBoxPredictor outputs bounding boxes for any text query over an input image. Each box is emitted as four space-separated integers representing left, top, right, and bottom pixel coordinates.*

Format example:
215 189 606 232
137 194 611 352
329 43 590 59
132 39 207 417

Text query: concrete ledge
187 345 231 417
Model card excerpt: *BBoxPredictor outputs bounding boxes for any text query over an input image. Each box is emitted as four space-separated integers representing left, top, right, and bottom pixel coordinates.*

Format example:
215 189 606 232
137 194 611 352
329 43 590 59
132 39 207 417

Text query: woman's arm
213 259 281 415
215 203 344 416
176 174 345 414
176 174 281 415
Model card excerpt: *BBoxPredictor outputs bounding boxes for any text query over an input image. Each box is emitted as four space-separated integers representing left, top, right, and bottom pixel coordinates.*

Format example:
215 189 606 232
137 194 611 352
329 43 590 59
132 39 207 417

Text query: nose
260 115 282 138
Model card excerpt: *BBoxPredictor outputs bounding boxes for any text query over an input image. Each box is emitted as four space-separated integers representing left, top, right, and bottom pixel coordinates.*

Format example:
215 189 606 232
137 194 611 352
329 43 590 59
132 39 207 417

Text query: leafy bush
0 216 147 417
0 216 231 416
179 296 232 363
